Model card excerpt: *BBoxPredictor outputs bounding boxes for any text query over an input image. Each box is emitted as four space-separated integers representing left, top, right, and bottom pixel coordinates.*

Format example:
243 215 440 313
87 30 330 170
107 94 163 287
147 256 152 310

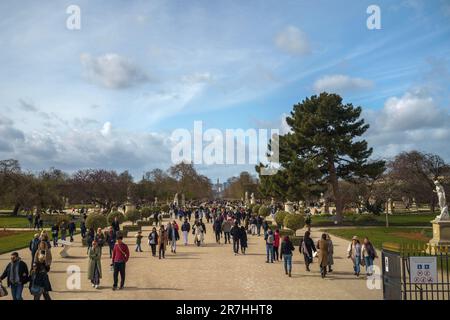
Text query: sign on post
409 256 438 284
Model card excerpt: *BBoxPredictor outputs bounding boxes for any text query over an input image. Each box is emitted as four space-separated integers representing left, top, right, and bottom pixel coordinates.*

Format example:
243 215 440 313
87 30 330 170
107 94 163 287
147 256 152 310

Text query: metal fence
382 243 449 300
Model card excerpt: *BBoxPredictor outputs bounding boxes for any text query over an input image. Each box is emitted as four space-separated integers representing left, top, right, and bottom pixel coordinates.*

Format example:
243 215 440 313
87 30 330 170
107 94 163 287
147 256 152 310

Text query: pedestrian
280 236 295 277
213 218 222 243
317 233 329 278
34 214 40 230
262 220 269 237
347 236 362 277
361 237 377 276
51 224 59 247
80 219 87 239
181 218 191 245
230 221 240 255
112 236 129 290
59 220 67 243
28 262 51 300
158 225 168 259
68 220 76 242
300 231 316 272
86 227 95 254
135 231 143 252
27 213 33 229
273 229 280 261
326 234 334 273
250 216 257 235
0 252 29 300
111 217 121 236
94 228 106 251
29 233 40 265
222 219 232 244
148 227 158 257
264 229 275 263
34 241 52 271
88 240 102 289
105 227 116 258
168 221 180 253
256 215 263 236
239 225 248 254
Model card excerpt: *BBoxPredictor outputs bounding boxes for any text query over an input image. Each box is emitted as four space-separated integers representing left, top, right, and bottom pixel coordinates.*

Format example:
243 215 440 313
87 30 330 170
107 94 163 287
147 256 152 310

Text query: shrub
123 225 141 232
161 204 169 213
107 211 125 225
85 214 107 230
283 214 305 232
252 204 261 215
290 236 303 246
275 211 289 228
125 209 141 225
137 219 154 227
355 215 379 225
259 205 270 217
140 207 152 219
151 206 161 214
279 229 295 237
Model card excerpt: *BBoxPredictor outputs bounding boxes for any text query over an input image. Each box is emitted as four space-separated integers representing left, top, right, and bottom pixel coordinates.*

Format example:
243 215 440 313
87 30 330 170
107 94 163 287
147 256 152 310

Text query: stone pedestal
284 202 294 213
428 220 450 247
125 203 136 214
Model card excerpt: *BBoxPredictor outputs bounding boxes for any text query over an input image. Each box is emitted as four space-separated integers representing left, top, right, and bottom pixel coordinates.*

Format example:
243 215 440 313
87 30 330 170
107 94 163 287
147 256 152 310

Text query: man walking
230 222 240 255
222 219 232 244
265 229 275 263
181 218 190 245
0 252 29 300
112 236 129 290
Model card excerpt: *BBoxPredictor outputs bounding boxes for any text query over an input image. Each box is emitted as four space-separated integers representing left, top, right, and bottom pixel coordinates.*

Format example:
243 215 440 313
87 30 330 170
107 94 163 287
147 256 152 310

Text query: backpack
267 234 274 244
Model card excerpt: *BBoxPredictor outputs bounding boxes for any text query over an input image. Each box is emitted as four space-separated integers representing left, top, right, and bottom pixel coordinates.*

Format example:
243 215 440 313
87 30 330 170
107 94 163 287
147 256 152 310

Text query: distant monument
250 193 256 205
428 180 450 248
154 197 158 205
125 185 135 213
245 191 249 205
284 201 294 213
173 193 179 206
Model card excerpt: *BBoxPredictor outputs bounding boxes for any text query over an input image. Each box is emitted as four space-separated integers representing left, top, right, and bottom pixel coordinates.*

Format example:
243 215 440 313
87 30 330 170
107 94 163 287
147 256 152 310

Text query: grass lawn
0 216 30 228
312 213 436 227
0 231 36 255
323 227 433 250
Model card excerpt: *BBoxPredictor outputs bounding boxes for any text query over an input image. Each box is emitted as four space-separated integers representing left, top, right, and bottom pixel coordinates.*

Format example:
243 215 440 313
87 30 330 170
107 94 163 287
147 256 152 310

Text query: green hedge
123 225 141 232
137 219 154 227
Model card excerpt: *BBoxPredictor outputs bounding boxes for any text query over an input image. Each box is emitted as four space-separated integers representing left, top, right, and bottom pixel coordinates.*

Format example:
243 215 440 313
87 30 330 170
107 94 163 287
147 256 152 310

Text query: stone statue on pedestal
435 180 449 221
250 193 256 205
173 193 179 206
245 191 249 204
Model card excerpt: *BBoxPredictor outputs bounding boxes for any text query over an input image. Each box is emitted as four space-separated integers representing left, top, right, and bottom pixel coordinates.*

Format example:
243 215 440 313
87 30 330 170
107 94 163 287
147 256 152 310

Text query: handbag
0 283 8 297
30 285 43 296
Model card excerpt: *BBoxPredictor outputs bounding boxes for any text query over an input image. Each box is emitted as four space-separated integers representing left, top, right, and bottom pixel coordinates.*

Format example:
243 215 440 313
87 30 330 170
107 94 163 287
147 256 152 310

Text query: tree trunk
12 203 21 216
328 158 343 223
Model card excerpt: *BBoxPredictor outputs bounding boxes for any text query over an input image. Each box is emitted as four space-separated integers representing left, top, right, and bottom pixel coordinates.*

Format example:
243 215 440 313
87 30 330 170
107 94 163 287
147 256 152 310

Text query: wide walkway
0 219 382 300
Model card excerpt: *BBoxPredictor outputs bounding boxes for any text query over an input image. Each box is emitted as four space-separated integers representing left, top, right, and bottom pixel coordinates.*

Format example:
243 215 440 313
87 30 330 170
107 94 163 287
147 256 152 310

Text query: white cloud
101 121 112 137
313 74 374 93
365 91 450 160
275 26 311 56
80 53 149 89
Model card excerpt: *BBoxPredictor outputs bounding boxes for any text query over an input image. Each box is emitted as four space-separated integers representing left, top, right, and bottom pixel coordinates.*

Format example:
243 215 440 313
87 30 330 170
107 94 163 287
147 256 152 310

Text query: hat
352 236 358 240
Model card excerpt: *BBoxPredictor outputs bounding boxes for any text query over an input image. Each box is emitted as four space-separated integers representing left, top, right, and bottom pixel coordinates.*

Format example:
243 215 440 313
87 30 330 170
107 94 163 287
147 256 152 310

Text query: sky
0 0 449 182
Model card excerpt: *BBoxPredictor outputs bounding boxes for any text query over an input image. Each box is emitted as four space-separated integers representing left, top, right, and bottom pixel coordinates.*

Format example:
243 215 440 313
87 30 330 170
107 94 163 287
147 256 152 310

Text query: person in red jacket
111 236 129 290
273 229 281 261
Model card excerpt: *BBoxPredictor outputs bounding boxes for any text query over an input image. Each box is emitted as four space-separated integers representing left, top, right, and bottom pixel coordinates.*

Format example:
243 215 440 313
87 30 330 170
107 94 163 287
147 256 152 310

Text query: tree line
0 161 213 215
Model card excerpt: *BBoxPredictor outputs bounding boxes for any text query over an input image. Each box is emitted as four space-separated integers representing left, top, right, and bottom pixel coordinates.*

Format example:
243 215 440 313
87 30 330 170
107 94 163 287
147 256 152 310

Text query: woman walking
317 233 329 278
300 231 316 272
148 227 159 257
158 225 168 259
273 229 280 261
326 234 334 273
239 225 248 254
347 236 362 277
280 236 295 277
34 241 52 271
361 237 377 276
88 240 102 289
29 261 52 300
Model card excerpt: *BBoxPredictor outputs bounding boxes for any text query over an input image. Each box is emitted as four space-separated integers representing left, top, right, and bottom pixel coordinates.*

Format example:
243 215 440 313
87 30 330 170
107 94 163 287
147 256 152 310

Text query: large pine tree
258 92 385 223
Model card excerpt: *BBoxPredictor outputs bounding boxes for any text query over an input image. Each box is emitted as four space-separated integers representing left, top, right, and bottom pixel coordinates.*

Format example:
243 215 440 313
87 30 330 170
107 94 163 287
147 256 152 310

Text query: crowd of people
0 201 378 299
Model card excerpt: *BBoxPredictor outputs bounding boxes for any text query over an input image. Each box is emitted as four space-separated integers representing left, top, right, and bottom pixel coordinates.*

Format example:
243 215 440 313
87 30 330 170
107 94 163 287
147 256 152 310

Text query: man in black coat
230 222 241 255
0 252 29 300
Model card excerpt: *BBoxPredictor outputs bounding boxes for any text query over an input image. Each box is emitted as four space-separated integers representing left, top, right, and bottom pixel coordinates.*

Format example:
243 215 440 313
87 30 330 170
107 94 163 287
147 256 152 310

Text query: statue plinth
125 203 135 214
428 220 450 247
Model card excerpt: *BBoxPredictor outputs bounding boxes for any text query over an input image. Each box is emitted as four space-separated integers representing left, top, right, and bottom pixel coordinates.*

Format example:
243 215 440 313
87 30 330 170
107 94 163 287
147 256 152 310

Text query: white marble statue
434 180 449 221
250 193 256 205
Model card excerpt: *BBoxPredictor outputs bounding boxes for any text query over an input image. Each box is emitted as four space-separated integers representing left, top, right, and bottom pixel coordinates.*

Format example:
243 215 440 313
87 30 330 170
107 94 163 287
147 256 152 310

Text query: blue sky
0 0 449 182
